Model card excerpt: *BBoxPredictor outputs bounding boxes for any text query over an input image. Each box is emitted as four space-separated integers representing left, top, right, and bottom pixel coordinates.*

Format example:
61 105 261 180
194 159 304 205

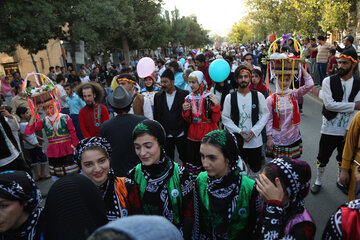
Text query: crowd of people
0 34 360 240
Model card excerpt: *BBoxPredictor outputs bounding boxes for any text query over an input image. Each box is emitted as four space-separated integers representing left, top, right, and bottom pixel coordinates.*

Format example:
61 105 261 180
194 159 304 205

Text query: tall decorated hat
21 72 60 120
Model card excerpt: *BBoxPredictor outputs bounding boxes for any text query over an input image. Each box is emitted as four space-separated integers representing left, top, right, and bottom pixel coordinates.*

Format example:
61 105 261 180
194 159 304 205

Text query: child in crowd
17 106 50 181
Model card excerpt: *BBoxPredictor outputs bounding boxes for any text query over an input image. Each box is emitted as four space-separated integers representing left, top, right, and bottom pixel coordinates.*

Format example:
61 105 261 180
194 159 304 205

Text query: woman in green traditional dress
193 129 260 240
126 119 194 239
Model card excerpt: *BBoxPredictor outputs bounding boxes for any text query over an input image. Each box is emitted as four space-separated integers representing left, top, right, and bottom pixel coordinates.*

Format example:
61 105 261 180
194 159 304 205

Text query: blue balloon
209 59 231 82
180 58 185 65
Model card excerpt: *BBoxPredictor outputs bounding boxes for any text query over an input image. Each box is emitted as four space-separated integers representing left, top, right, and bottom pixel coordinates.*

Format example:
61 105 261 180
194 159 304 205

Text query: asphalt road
35 86 348 239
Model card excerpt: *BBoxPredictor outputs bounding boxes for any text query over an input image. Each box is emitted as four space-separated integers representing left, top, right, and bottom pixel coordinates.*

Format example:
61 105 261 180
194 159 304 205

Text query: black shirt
100 114 147 177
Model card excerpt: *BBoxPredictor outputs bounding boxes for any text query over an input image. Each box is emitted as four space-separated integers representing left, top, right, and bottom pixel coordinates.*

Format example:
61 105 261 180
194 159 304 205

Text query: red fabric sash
271 93 300 130
341 206 360 240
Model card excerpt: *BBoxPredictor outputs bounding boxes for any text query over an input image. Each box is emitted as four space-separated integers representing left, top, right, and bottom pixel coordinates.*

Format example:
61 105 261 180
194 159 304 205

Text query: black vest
230 90 259 127
160 92 183 137
322 74 360 121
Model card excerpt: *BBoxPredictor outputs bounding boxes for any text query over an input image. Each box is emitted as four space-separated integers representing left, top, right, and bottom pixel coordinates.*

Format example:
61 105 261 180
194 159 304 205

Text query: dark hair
234 65 251 80
224 56 233 63
64 83 73 89
345 35 354 44
16 106 28 117
329 49 336 55
157 59 165 65
49 66 54 72
243 53 253 60
263 165 287 192
56 65 60 69
88 229 131 240
201 132 243 163
195 54 206 63
168 61 181 73
310 38 316 42
252 69 262 79
89 73 97 81
56 74 65 84
60 66 65 71
317 36 326 41
82 145 109 160
112 104 131 115
304 37 310 41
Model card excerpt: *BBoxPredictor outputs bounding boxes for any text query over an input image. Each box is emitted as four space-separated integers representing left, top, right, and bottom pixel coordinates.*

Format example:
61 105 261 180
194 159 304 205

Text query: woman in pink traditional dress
265 66 313 160
25 102 79 181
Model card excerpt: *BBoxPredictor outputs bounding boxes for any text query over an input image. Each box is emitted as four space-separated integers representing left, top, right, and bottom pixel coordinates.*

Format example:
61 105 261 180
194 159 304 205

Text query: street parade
0 0 360 239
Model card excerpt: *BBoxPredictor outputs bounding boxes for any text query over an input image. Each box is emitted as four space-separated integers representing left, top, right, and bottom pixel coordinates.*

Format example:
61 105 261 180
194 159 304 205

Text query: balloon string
266 61 271 96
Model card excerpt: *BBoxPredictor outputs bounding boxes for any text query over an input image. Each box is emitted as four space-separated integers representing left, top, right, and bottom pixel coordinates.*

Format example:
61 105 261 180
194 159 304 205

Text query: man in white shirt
312 50 360 194
156 59 166 83
222 65 269 177
55 74 69 114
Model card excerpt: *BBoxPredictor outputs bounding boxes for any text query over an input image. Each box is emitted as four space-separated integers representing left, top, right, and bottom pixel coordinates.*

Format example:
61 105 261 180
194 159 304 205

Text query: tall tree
228 21 252 43
0 0 58 72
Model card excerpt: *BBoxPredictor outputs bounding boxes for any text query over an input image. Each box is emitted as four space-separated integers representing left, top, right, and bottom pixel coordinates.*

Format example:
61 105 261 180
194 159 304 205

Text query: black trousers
240 146 263 172
164 136 187 162
317 134 345 167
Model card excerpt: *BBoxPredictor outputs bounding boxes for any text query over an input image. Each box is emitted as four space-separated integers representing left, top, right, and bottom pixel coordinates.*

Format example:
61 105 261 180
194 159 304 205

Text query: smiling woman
73 137 129 221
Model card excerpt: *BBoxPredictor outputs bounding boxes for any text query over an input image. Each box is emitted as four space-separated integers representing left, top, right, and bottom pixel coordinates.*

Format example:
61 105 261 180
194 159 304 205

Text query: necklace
93 104 101 127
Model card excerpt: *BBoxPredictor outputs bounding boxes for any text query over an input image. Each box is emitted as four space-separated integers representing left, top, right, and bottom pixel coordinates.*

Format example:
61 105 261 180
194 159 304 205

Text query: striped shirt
316 42 332 63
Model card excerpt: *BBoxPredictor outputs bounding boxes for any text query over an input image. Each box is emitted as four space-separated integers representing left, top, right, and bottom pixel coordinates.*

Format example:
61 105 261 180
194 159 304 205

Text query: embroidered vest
322 74 360 121
230 90 259 127
134 163 182 226
43 114 70 139
196 172 255 239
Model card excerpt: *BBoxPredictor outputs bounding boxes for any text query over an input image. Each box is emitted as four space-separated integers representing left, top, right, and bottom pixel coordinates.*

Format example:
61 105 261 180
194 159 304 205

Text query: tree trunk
30 53 39 73
122 36 130 65
70 41 77 73
347 0 358 42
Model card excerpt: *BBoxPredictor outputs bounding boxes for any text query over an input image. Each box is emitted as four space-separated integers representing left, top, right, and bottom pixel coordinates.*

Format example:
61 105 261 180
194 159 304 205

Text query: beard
86 102 94 108
238 81 250 89
338 67 352 77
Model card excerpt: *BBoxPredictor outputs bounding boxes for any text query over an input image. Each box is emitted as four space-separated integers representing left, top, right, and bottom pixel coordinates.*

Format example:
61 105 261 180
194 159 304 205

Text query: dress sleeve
24 120 43 135
182 99 191 123
294 76 314 99
210 102 221 123
266 96 274 135
260 202 316 240
66 115 78 149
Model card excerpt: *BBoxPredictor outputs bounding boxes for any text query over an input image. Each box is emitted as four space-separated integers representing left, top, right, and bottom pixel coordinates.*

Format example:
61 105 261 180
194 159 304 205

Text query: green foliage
0 0 58 55
243 0 353 40
228 21 252 43
0 0 211 62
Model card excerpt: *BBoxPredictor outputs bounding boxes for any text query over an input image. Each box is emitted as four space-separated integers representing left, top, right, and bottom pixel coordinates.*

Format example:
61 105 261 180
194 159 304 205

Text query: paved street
35 86 348 239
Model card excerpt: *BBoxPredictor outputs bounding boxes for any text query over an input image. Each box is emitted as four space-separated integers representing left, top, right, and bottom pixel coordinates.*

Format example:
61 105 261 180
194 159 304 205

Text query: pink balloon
136 57 155 78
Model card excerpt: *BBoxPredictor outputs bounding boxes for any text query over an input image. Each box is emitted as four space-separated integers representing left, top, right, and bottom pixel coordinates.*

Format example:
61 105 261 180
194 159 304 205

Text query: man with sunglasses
312 49 360 194
242 53 261 71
